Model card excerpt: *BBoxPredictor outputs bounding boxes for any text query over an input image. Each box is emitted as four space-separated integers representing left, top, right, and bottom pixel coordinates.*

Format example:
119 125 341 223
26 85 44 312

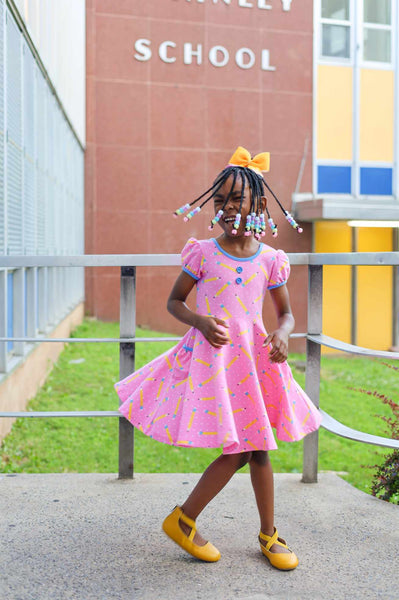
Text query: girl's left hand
263 328 289 363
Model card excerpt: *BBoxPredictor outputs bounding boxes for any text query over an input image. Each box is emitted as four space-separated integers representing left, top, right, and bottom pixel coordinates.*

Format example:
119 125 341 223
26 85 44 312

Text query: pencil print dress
115 237 321 454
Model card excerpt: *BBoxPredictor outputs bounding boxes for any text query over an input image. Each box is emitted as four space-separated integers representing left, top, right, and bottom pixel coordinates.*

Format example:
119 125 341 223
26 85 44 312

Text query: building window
363 0 392 63
321 0 351 59
0 5 85 373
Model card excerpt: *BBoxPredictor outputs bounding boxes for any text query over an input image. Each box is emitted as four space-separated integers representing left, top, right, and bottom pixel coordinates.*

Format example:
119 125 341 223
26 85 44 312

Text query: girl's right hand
195 315 230 348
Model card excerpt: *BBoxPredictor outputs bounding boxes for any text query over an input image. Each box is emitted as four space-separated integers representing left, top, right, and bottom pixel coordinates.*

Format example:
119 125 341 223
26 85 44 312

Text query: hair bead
260 213 266 237
254 215 261 240
208 209 224 230
250 212 256 233
268 217 278 237
284 212 303 233
244 214 252 236
232 213 241 235
174 203 191 217
184 206 201 221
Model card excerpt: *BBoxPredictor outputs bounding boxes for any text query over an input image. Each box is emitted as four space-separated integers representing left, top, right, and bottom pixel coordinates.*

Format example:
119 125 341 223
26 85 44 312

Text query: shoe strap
178 507 197 540
259 528 288 552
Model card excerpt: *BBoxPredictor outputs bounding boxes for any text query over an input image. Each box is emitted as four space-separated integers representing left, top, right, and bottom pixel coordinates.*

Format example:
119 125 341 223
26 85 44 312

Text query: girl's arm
167 271 229 348
263 284 295 363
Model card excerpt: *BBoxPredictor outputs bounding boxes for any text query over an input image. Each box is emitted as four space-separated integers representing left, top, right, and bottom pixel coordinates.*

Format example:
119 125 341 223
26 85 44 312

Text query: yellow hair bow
228 146 270 174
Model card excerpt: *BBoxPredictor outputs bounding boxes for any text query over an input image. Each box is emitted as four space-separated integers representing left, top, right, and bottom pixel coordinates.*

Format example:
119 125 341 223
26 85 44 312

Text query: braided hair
174 165 302 237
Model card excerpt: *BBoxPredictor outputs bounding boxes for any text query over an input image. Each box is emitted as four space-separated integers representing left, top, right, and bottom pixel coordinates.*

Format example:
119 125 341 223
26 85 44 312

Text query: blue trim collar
212 238 262 262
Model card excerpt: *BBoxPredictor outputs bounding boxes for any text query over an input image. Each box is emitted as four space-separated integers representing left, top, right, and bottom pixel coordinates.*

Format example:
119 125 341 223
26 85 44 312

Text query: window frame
314 0 399 201
319 0 353 64
360 0 394 69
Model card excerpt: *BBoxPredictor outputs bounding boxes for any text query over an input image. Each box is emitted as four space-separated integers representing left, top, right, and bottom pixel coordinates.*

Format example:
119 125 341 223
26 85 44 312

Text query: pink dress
115 238 321 454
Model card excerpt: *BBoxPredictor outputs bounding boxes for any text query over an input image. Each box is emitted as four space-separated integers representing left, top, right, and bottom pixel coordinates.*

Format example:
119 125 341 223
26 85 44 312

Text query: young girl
115 146 322 570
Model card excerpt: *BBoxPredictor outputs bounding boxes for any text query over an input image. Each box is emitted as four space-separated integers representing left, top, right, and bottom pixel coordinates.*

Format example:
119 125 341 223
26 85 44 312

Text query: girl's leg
179 452 251 545
249 451 290 554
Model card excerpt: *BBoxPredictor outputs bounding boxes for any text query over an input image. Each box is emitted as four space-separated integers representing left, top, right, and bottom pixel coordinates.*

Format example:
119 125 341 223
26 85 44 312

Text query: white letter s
134 39 151 62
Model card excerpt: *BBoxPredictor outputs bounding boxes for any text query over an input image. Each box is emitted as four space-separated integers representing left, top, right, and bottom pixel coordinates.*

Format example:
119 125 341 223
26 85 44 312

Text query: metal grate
6 10 23 256
0 0 4 255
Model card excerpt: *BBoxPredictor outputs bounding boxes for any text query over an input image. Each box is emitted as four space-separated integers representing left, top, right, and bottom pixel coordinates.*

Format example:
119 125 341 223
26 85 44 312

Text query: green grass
0 319 396 498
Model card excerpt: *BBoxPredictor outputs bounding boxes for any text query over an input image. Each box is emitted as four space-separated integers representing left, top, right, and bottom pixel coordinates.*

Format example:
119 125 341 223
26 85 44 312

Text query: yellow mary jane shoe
162 506 221 562
259 528 299 570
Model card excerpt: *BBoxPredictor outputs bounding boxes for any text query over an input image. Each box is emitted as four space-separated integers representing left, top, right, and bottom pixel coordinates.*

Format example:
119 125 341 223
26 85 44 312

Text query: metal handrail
308 334 399 359
320 409 399 450
1 251 399 268
0 332 306 343
0 411 121 418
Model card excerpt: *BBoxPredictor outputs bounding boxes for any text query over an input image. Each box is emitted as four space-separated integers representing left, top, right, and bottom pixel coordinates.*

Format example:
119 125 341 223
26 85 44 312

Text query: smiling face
213 174 252 237
212 169 269 239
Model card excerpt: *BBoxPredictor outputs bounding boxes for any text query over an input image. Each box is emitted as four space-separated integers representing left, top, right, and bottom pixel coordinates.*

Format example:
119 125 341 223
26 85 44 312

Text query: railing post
302 264 322 483
118 266 136 479
37 267 47 333
392 229 399 348
26 267 37 337
13 268 25 356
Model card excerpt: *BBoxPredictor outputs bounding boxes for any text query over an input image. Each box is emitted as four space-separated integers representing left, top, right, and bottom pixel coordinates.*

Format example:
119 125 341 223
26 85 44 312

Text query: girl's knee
222 451 252 470
249 450 270 466
237 451 252 469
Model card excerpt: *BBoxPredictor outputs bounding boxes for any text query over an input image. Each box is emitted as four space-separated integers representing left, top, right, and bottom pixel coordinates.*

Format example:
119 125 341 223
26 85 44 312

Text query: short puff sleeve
181 238 204 281
267 249 290 290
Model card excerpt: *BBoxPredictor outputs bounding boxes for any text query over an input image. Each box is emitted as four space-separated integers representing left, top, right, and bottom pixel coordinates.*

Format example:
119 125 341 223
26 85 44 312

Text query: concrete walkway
1 472 398 600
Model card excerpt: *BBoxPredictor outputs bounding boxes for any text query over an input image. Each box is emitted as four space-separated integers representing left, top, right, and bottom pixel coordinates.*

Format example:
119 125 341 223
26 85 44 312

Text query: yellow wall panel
359 70 394 162
314 222 352 347
357 228 393 350
317 65 353 161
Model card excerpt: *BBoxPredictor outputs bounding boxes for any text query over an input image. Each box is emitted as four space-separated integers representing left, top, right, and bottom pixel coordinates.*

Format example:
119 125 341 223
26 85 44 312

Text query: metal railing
1 252 399 481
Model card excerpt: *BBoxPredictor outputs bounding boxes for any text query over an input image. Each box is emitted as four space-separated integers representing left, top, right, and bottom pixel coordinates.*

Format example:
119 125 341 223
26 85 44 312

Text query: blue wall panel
318 165 352 194
360 167 393 196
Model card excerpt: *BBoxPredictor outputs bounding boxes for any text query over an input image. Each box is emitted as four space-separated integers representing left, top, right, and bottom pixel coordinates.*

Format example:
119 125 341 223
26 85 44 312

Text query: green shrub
370 449 399 504
356 364 399 504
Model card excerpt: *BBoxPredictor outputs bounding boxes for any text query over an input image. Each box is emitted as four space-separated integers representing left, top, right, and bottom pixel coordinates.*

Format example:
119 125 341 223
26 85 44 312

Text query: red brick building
85 0 313 350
